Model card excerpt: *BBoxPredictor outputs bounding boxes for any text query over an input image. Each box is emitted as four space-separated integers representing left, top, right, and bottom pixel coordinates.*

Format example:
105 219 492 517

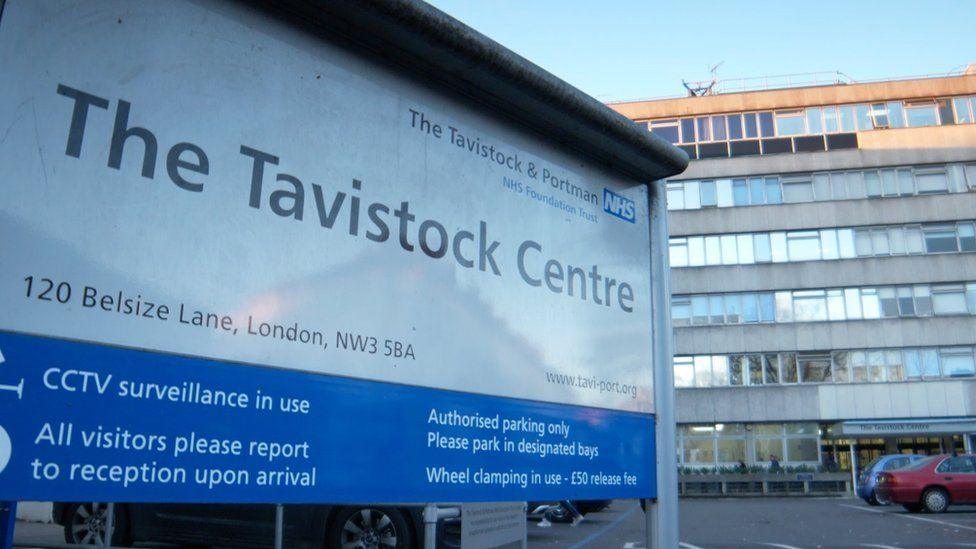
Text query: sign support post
0 501 15 549
648 182 679 549
274 504 284 549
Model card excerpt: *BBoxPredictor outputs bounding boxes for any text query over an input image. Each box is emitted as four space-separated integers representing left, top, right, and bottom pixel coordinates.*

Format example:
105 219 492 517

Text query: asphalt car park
11 497 976 548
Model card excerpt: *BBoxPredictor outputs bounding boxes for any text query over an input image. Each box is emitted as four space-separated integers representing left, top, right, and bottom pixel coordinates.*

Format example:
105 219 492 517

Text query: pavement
11 497 976 548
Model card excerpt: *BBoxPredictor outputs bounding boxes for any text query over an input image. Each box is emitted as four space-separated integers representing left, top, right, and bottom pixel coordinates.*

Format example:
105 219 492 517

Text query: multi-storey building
610 68 976 475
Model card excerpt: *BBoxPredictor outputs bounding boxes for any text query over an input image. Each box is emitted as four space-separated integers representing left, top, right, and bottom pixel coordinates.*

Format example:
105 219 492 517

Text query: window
748 355 763 385
823 106 839 132
742 293 759 323
793 290 827 321
720 235 738 265
806 108 823 134
915 169 948 194
887 101 906 128
870 103 889 128
694 356 713 387
821 229 839 260
672 297 691 326
954 97 973 124
799 353 831 382
754 438 784 463
700 180 717 207
833 351 849 382
914 285 933 316
786 231 821 261
770 233 788 262
754 234 772 263
689 237 705 266
924 225 959 253
921 349 940 378
759 293 775 322
763 354 780 384
692 296 708 325
941 347 975 377
855 104 872 131
704 236 721 265
781 354 798 383
932 284 968 315
669 238 688 267
782 178 815 203
743 113 758 138
683 181 700 209
683 436 714 464
959 223 976 251
666 182 685 210
827 289 845 320
711 116 727 141
650 119 679 144
674 357 694 387
786 438 819 462
696 117 711 142
937 456 976 473
905 101 938 127
732 179 749 205
709 295 725 324
897 286 915 316
775 291 792 322
727 114 743 140
851 351 868 382
737 234 755 264
765 177 783 204
758 112 774 137
879 287 898 317
729 356 744 386
839 105 855 132
680 118 696 143
775 110 806 136
749 177 765 204
716 179 734 207
724 293 742 323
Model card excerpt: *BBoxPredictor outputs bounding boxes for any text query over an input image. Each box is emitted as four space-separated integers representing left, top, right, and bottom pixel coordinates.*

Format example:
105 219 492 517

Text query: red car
876 454 976 513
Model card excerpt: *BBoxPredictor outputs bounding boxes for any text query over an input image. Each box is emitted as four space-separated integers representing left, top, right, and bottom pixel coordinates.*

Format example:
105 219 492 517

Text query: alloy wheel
340 508 399 549
69 503 107 545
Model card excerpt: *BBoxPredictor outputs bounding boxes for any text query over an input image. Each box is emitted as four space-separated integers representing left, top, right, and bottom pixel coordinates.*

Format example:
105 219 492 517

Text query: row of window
672 282 976 327
669 221 976 268
649 96 976 145
679 422 820 465
666 163 976 211
674 346 976 389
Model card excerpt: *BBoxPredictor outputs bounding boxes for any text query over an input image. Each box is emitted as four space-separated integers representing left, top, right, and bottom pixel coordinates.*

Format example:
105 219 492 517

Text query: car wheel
921 488 949 513
866 492 880 506
62 503 131 546
543 505 571 523
902 503 923 513
327 506 414 549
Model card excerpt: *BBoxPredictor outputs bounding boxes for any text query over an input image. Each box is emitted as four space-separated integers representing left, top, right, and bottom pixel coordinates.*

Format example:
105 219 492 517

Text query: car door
935 456 976 503
136 503 276 546
954 456 976 502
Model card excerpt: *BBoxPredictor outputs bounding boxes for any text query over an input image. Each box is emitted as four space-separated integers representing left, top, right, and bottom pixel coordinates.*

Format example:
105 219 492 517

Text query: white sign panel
461 502 527 548
0 0 653 413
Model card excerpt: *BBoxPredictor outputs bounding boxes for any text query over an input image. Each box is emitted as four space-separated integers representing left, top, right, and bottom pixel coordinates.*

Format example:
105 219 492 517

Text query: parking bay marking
679 543 706 549
839 503 976 533
861 545 902 549
762 544 804 549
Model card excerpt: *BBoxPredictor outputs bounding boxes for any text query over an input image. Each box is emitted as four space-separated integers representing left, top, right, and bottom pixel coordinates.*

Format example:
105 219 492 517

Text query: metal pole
0 501 15 549
849 443 858 495
648 181 678 549
274 504 284 549
422 504 437 549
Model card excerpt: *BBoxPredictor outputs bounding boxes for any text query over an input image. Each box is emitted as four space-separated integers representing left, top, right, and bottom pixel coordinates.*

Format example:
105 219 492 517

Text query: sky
425 0 973 102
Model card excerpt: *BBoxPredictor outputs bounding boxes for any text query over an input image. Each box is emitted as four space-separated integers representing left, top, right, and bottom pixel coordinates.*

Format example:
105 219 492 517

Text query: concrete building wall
632 75 976 434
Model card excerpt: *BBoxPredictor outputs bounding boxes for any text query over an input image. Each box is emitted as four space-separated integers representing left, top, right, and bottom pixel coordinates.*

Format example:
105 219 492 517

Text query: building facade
610 70 976 474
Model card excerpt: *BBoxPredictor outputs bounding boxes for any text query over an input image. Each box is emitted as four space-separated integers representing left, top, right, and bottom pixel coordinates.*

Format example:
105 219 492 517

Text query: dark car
54 501 460 548
527 500 612 523
856 454 927 505
876 454 976 513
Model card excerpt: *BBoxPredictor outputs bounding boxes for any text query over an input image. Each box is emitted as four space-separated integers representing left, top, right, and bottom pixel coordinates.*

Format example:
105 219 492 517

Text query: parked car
54 502 460 548
875 454 976 513
856 454 928 505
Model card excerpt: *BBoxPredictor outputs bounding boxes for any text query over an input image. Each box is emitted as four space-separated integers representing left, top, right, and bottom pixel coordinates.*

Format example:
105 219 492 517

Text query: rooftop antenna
682 61 724 97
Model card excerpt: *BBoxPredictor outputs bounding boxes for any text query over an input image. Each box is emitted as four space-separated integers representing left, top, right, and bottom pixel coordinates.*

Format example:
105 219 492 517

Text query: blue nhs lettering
603 188 635 223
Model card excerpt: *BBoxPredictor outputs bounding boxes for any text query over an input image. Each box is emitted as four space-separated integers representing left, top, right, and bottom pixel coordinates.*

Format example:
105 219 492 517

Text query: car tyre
921 487 949 513
62 503 132 546
866 492 881 506
327 506 414 549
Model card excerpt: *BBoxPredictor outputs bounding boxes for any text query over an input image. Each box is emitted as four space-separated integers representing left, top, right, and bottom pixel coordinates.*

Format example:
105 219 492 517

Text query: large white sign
0 0 653 413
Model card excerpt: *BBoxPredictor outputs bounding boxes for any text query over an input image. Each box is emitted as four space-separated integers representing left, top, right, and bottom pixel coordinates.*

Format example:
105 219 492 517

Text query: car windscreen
862 457 883 472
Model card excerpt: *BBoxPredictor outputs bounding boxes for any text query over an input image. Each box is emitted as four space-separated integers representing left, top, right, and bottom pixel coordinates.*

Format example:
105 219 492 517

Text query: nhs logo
603 188 636 223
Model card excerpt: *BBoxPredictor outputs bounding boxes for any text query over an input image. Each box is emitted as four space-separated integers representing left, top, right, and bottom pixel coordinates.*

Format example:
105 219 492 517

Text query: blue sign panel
0 332 656 503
